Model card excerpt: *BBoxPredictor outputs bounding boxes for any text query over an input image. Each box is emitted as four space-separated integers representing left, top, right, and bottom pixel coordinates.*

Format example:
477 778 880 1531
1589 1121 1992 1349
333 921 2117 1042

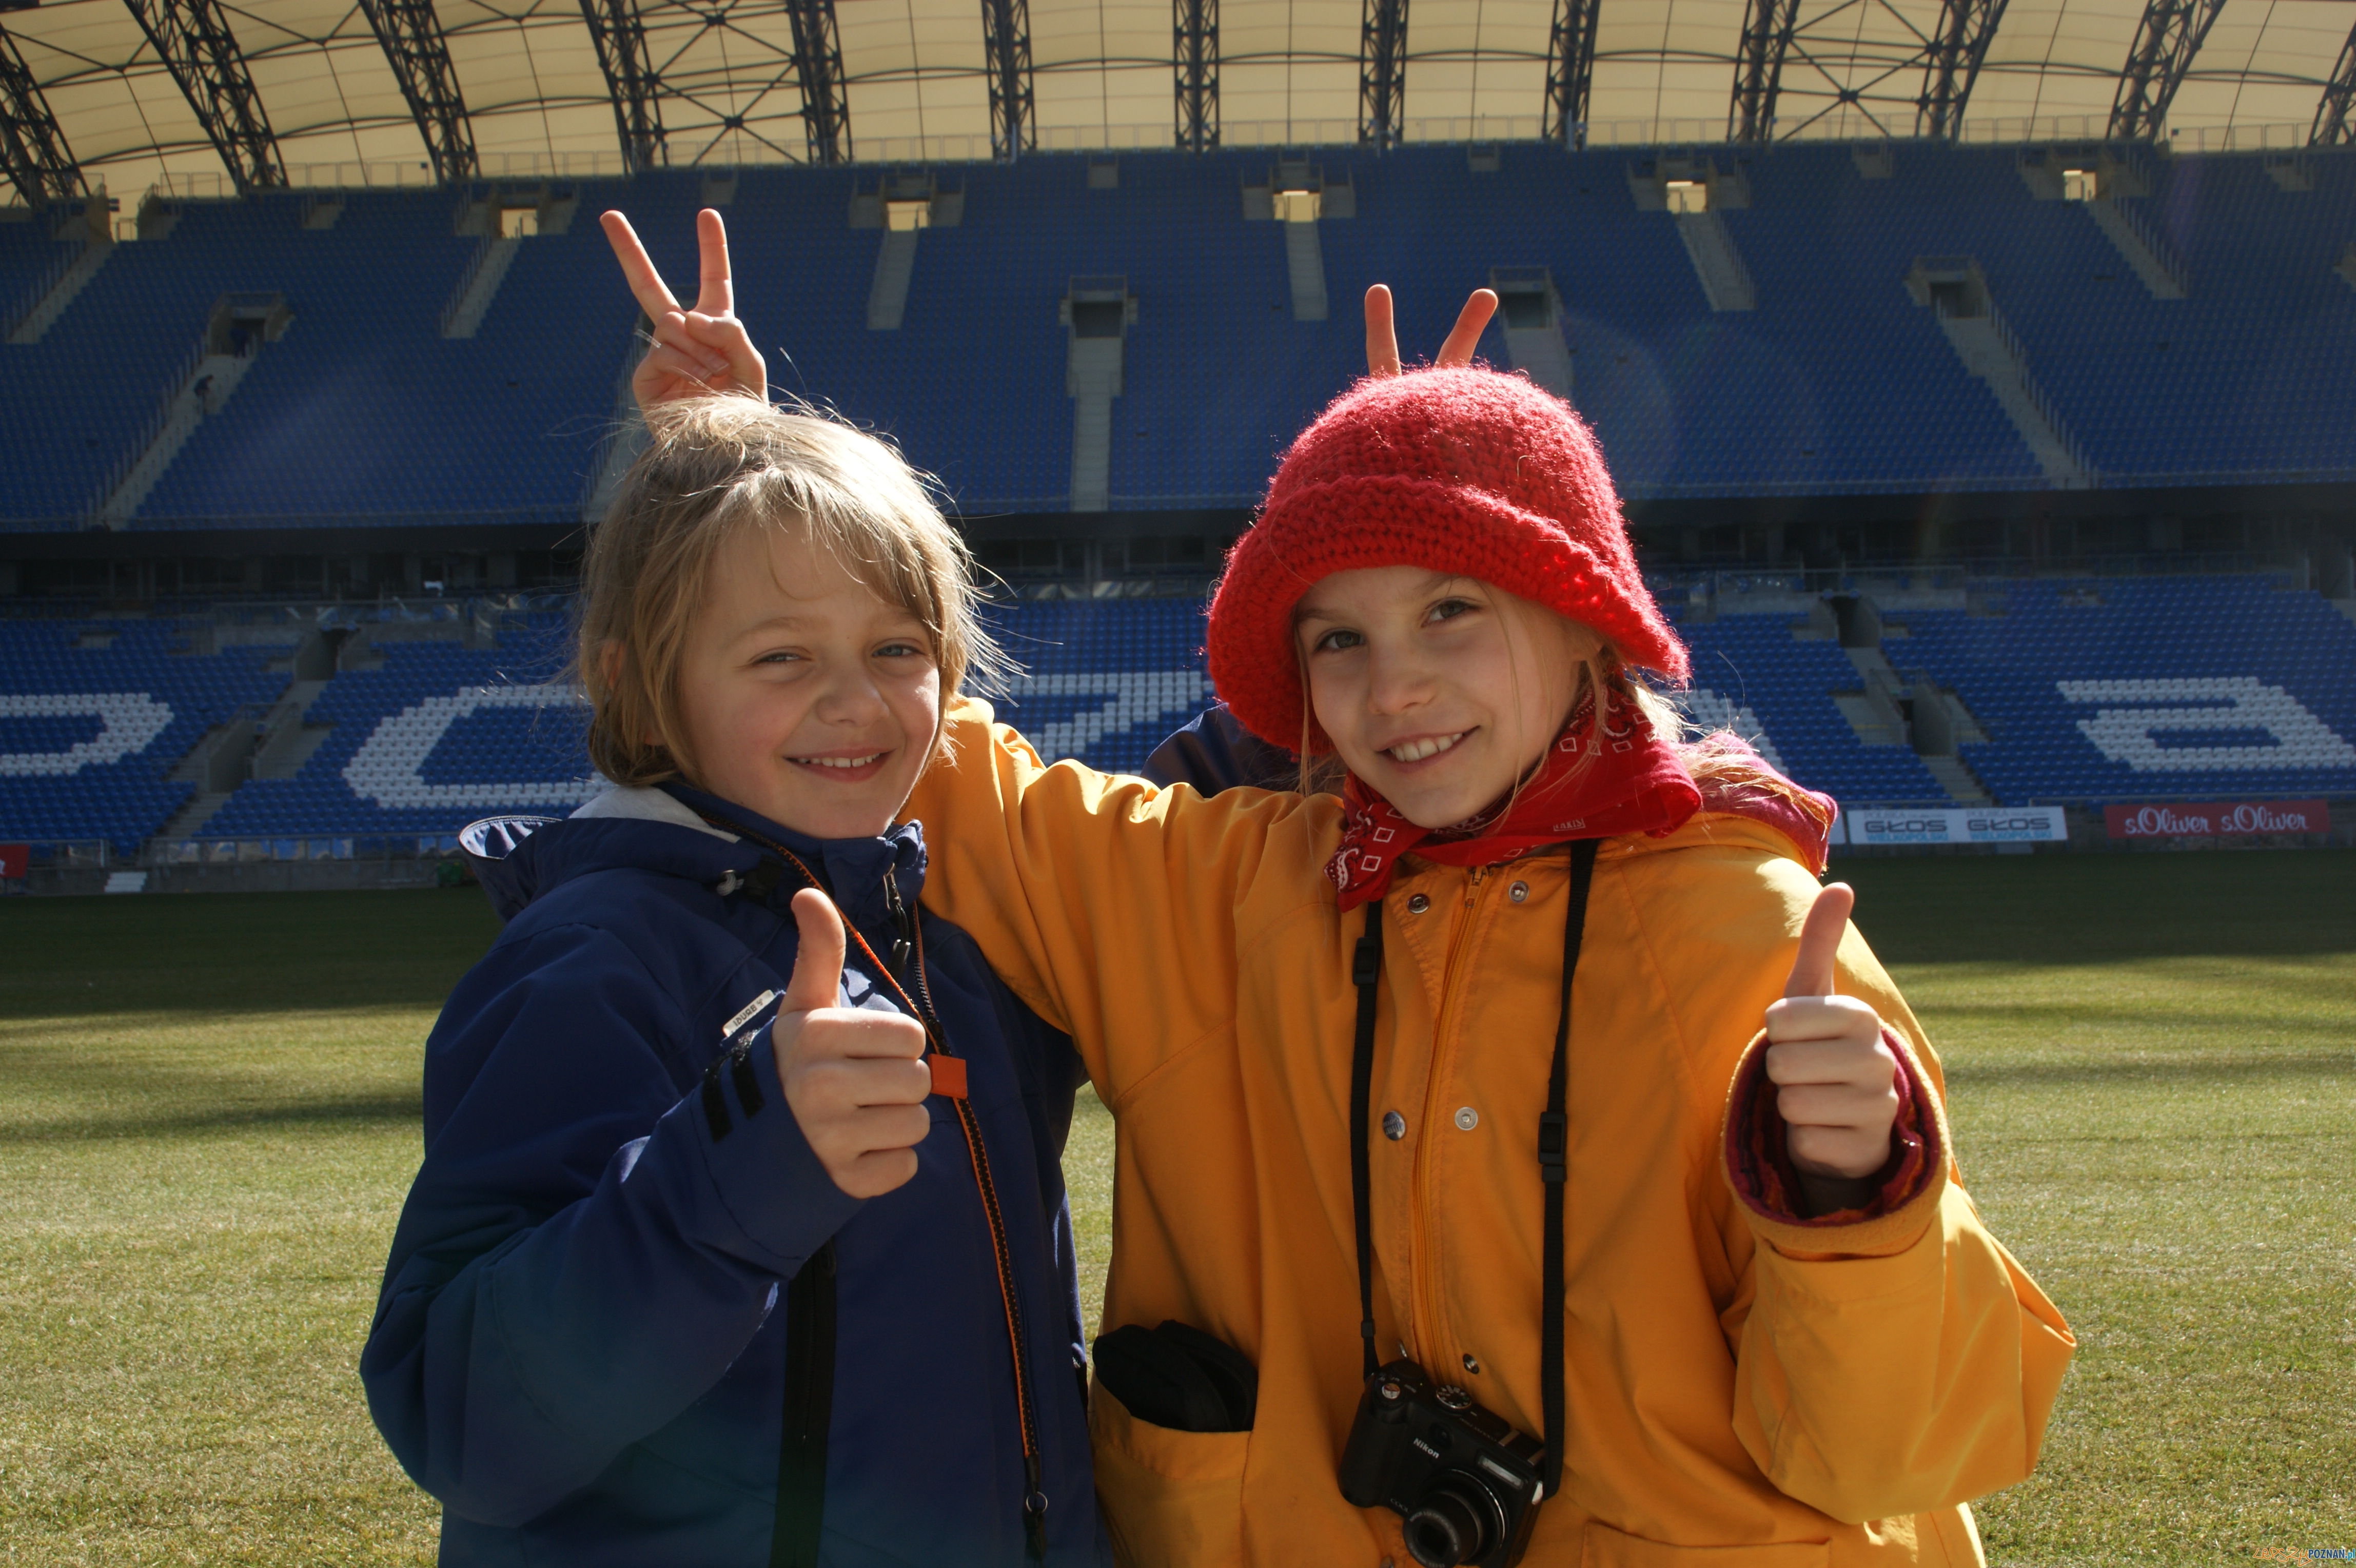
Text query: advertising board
1843 807 2068 848
0 844 25 880
2102 799 2330 840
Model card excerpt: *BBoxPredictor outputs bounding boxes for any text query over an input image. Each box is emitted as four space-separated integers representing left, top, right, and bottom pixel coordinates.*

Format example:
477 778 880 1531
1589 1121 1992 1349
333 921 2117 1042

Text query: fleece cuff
1720 1024 1951 1261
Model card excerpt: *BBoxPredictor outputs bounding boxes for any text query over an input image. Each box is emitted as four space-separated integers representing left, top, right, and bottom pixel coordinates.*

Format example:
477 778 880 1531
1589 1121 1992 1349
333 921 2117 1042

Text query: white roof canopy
3 0 2349 206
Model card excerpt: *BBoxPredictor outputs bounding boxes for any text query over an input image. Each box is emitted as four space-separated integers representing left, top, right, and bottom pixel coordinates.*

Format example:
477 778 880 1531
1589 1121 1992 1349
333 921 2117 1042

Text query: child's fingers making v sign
599 206 766 408
1763 882 1902 1208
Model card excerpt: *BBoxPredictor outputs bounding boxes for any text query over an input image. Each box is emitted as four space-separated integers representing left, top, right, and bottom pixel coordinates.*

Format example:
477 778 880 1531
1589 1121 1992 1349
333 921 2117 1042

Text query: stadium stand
6 578 2351 864
8 143 2356 530
0 616 290 854
1895 574 2356 804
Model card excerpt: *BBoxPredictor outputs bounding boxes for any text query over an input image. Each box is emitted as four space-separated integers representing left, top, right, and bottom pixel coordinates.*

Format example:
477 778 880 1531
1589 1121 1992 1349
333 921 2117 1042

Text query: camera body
1336 1358 1546 1568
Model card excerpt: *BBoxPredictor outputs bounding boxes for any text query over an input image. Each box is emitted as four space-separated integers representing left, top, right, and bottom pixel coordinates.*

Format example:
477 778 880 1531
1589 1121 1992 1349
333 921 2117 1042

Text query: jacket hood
461 782 927 928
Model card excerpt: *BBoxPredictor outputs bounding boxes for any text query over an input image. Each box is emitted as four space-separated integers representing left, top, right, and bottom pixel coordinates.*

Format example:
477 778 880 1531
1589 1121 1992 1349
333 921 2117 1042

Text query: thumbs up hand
772 888 934 1199
1761 884 1902 1190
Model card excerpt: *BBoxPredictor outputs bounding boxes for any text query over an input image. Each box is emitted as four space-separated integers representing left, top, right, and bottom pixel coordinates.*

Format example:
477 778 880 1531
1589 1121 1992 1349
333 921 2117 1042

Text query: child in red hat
903 300 2071 1568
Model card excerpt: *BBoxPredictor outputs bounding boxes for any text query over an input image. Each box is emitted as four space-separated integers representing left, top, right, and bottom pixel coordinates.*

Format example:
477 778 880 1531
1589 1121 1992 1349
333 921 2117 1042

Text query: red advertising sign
2103 800 2331 839
0 844 25 880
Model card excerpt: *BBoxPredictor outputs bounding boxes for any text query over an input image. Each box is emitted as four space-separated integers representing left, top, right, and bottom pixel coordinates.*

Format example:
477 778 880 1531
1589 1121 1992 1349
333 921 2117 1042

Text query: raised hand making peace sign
600 206 767 411
1362 283 1498 378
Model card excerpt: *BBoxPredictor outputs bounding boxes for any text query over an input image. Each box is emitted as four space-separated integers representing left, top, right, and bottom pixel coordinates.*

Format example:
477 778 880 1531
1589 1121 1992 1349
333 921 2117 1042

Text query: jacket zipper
702 822 1051 1561
907 914 1051 1559
1409 864 1489 1370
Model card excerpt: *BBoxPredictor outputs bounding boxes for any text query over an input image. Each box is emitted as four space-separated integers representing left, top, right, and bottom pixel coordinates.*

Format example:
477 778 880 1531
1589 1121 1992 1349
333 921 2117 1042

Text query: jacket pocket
1089 1378 1249 1568
1581 1520 1830 1568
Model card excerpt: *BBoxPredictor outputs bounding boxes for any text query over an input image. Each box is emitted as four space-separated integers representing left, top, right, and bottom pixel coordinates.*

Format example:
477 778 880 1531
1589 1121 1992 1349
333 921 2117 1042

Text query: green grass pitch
0 851 2347 1564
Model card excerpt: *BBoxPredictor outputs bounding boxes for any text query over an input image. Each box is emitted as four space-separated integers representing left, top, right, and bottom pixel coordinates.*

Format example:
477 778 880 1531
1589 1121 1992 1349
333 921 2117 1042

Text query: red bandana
1325 682 1703 911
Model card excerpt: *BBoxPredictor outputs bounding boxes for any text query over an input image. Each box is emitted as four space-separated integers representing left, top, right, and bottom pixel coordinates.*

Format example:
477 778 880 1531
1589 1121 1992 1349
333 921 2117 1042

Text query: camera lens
1402 1479 1502 1567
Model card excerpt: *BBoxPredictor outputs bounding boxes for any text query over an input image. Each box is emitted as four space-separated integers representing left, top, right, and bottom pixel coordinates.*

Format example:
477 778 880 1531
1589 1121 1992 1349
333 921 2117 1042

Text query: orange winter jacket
908 702 2074 1568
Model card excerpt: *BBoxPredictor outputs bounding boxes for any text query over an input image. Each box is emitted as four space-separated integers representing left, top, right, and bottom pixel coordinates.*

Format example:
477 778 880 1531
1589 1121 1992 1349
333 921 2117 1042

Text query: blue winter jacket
359 781 1112 1567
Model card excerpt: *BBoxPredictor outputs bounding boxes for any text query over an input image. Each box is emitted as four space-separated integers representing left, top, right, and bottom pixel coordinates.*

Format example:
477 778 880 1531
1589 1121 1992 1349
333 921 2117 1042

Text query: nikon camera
1336 1358 1546 1568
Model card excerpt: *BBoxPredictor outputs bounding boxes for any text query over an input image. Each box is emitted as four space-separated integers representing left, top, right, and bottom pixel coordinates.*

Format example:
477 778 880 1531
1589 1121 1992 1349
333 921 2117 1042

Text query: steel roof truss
1542 0 1599 147
356 0 478 184
580 0 667 172
1359 0 1406 151
784 0 847 164
1916 0 2007 139
981 0 1034 161
123 0 285 191
1174 0 1215 152
1728 0 1800 142
0 23 85 205
2108 0 2225 142
2312 16 2356 146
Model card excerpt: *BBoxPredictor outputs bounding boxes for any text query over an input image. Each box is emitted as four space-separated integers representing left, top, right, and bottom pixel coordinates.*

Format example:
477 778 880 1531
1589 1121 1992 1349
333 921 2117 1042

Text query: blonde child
360 213 1111 1567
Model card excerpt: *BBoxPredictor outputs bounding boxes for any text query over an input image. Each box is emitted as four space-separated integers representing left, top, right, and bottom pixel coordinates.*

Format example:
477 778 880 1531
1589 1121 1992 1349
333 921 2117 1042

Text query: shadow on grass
0 890 502 1022
0 1089 424 1143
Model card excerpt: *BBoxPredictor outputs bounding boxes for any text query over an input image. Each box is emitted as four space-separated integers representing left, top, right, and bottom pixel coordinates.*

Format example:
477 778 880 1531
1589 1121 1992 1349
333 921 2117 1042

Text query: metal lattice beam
1916 0 2008 138
1727 0 1801 142
980 0 1034 161
2311 17 2356 145
356 0 477 184
1174 0 1215 152
785 0 848 164
123 0 284 191
579 0 665 173
2108 0 2225 141
1542 0 1600 146
1358 0 1407 151
0 23 84 205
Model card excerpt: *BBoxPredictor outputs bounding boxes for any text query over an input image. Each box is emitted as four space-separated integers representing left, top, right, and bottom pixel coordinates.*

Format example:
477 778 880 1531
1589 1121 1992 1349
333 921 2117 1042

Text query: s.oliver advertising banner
2103 799 2331 839
1842 807 2069 848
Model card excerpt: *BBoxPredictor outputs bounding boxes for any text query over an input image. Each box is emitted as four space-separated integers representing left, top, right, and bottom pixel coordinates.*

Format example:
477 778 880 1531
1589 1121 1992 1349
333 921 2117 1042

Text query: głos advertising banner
2102 799 2330 839
1840 807 2067 847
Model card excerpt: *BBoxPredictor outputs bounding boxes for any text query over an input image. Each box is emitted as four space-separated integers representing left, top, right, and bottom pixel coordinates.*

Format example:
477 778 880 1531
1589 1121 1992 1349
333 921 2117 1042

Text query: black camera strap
1348 838 1599 1501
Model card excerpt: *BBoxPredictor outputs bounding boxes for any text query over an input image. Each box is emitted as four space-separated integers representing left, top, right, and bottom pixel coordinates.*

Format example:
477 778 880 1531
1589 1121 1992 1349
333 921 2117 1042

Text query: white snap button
1454 1106 1478 1131
1381 1110 1406 1141
1406 893 1430 914
1508 881 1528 903
1461 1353 1480 1374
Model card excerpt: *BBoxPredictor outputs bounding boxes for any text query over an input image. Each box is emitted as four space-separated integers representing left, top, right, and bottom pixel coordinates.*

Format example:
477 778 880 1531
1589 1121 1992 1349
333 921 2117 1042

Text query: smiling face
1295 565 1602 829
670 522 942 840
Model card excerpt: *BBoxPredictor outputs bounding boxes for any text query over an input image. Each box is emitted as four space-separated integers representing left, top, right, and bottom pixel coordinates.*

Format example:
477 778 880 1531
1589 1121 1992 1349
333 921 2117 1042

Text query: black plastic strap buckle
1537 1110 1567 1184
1352 934 1380 988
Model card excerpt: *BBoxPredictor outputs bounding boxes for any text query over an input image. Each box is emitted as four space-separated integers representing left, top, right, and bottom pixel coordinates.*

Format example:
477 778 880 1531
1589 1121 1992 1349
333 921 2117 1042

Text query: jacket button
1454 1106 1479 1131
1405 893 1430 914
1382 1110 1406 1140
1461 1353 1481 1374
1508 880 1528 903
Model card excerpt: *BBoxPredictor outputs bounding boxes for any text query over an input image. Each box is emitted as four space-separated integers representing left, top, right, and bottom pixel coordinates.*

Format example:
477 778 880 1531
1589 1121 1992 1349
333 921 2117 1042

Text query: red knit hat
1206 366 1690 753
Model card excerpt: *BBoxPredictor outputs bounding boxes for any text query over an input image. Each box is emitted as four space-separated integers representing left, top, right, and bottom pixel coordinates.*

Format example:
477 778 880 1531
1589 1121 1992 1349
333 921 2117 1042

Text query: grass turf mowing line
0 854 2348 1564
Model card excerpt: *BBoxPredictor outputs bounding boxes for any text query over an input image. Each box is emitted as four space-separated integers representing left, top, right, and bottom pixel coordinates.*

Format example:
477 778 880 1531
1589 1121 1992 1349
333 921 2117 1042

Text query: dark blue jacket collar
460 784 927 931
655 781 927 934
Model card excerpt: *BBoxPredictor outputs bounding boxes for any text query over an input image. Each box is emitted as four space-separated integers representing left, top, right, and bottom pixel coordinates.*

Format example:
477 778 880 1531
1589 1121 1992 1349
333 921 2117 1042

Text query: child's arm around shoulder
360 903 862 1527
1634 843 2075 1522
907 697 1337 1099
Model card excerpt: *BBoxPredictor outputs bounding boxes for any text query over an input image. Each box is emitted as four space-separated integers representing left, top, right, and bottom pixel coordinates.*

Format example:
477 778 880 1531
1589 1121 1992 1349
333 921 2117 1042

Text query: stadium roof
2 0 2353 210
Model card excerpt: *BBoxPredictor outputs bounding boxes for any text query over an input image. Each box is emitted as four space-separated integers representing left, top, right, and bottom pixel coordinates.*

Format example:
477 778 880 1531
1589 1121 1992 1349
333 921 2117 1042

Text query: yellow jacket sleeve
904 698 1338 1101
1721 913 2075 1522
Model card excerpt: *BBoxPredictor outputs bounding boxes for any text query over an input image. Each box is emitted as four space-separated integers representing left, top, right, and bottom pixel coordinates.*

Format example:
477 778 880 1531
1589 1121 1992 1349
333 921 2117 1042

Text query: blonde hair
576 394 1005 788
